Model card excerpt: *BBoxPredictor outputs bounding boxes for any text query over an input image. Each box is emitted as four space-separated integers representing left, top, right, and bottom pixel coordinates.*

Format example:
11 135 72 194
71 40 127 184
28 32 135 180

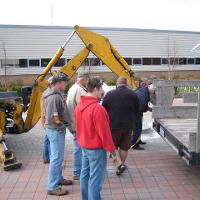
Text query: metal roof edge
0 24 200 35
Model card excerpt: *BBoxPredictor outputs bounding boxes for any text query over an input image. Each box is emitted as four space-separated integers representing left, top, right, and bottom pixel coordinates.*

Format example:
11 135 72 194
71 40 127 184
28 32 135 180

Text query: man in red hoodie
75 78 115 200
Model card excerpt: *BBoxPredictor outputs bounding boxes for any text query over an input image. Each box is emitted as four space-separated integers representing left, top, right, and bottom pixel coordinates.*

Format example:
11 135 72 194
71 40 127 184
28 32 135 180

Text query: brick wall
0 70 200 86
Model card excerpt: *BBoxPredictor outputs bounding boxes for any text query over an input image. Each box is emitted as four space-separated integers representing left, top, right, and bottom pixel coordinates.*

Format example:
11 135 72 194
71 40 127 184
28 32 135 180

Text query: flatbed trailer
152 80 200 165
153 118 200 165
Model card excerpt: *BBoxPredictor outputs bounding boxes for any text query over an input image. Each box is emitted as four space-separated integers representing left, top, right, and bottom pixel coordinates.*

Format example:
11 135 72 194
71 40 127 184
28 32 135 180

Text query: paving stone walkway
1 114 200 200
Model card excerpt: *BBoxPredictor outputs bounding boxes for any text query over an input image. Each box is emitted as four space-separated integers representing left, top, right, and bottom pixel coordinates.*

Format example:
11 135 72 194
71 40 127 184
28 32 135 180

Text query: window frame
152 57 161 65
28 59 40 67
41 58 51 67
133 58 142 65
142 58 152 65
19 59 28 68
54 58 65 67
123 57 133 65
187 58 195 65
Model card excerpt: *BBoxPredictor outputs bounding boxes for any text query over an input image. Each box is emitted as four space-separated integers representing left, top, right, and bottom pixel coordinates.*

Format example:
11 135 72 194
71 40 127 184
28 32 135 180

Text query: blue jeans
81 148 107 200
43 133 50 161
72 131 82 176
46 128 66 190
131 113 143 145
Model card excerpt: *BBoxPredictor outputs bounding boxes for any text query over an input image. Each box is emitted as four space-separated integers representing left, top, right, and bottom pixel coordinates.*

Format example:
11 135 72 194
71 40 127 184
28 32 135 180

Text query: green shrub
187 74 193 80
106 79 117 86
159 74 166 80
172 74 180 80
175 86 200 96
0 85 24 96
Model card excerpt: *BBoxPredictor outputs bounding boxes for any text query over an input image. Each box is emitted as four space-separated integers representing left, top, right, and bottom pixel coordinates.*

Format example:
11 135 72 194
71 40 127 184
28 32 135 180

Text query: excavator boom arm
74 26 136 89
24 25 136 132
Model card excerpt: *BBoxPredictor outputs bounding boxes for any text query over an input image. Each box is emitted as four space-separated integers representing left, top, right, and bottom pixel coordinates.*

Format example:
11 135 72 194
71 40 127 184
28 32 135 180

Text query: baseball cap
77 72 90 79
51 72 70 84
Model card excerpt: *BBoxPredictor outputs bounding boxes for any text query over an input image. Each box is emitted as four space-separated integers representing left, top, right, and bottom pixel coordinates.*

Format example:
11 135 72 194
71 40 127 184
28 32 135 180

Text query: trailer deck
153 80 200 165
153 118 200 165
156 118 196 149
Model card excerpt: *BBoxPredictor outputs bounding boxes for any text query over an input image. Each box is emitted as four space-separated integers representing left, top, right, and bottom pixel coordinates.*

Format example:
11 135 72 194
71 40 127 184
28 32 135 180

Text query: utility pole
50 4 54 25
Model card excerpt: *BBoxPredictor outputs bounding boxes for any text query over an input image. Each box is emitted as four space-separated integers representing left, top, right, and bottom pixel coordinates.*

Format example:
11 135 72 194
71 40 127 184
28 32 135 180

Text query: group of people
40 71 155 199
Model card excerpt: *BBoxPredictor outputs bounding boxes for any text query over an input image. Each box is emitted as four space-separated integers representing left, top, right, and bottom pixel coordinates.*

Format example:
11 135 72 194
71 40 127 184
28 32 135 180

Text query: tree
166 34 178 80
2 42 7 89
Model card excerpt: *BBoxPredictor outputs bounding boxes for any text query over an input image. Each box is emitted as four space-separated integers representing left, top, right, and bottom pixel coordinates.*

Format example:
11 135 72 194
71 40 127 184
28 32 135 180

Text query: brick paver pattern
0 122 200 200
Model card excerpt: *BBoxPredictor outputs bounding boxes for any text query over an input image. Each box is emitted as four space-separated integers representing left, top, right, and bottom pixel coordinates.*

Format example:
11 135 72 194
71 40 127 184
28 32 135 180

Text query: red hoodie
74 96 115 153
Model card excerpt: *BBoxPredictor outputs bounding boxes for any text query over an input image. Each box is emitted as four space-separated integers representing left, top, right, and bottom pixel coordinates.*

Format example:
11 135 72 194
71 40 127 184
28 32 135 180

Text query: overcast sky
0 0 200 31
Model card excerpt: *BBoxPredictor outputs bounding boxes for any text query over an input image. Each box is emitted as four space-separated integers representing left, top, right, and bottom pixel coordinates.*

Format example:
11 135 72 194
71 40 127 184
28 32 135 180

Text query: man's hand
41 116 45 128
111 151 117 162
53 116 62 125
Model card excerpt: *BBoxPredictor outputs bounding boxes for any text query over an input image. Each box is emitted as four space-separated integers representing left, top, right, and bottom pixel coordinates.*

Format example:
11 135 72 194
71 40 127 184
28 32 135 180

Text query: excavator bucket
74 26 136 89
0 129 22 171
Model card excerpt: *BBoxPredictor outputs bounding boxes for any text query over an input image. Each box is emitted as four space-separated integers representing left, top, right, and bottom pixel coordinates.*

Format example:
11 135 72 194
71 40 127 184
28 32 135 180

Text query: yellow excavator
0 25 136 171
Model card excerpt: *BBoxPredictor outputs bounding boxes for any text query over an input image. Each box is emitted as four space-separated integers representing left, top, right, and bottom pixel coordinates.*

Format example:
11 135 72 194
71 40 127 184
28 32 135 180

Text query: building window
1 59 19 67
162 58 169 65
133 58 141 65
81 58 89 66
29 59 40 67
152 58 161 65
41 58 51 67
170 57 178 65
187 58 195 65
196 58 200 64
143 58 151 65
89 58 100 66
179 57 187 65
55 58 65 67
19 59 28 68
124 58 132 65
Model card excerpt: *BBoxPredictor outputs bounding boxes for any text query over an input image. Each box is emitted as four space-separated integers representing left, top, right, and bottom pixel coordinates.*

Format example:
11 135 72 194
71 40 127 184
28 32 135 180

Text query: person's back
102 77 139 176
131 84 155 150
67 83 87 132
135 86 150 113
103 85 138 130
66 73 88 180
74 78 115 200
75 95 114 152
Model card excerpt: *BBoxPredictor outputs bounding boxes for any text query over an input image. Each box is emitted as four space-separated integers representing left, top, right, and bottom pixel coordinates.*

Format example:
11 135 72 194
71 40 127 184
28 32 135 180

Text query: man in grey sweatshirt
43 72 72 196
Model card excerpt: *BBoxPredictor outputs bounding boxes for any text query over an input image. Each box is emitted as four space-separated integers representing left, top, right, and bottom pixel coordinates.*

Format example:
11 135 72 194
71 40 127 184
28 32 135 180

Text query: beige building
1 24 200 85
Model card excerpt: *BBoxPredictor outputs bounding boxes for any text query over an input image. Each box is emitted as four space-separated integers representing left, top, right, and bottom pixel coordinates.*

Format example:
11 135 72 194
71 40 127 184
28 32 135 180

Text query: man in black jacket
102 77 139 176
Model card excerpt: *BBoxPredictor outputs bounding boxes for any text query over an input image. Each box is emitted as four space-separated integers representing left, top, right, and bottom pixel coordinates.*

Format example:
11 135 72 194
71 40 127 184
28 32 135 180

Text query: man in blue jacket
131 84 155 150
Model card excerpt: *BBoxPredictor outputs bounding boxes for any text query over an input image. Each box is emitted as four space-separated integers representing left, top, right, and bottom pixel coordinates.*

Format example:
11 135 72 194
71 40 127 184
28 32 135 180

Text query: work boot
59 179 73 185
139 140 146 145
43 160 49 164
73 176 80 180
47 188 69 196
131 144 145 150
